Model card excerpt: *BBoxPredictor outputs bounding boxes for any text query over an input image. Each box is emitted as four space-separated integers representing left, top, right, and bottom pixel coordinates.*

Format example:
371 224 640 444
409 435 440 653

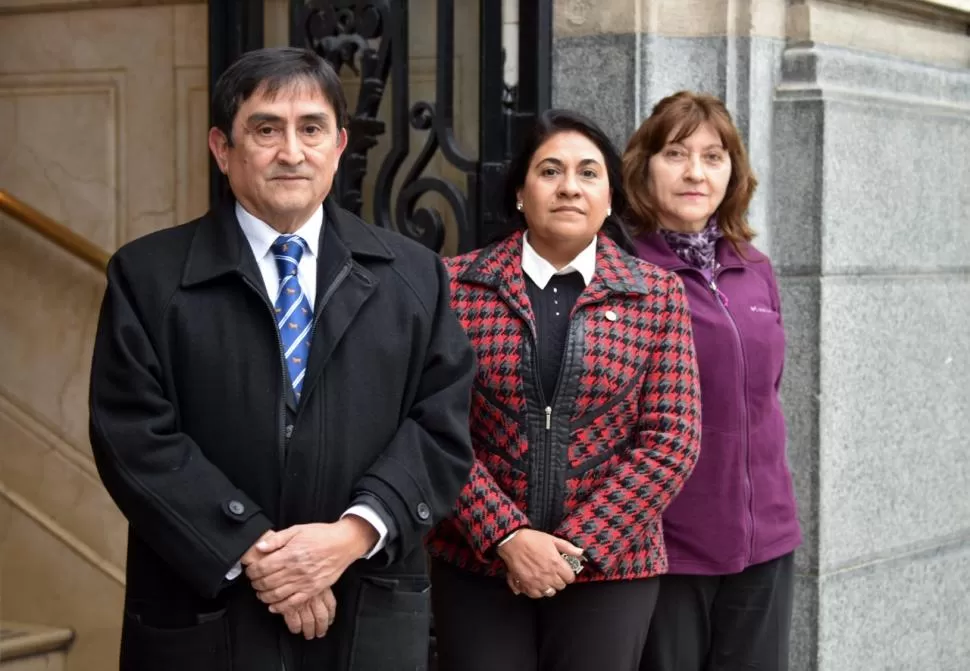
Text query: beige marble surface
790 0 970 68
553 0 788 38
0 3 210 250
0 5 209 670
551 0 970 68
0 499 123 671
0 0 202 15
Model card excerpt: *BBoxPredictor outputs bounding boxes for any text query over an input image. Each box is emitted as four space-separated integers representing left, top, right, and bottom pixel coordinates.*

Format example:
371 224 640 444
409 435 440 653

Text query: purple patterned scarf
659 217 723 270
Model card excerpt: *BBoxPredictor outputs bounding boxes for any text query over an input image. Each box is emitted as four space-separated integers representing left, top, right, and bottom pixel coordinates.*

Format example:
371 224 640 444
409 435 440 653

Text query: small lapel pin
604 310 618 322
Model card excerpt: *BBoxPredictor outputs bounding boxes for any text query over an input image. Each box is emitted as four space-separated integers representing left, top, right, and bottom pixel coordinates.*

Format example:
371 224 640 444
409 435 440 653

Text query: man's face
208 79 347 232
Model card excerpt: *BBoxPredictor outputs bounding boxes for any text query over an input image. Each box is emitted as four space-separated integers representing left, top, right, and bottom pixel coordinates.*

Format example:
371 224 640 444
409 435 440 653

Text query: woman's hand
496 529 583 599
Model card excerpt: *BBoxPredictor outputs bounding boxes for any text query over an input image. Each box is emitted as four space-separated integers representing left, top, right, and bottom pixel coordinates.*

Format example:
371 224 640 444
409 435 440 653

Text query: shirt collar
235 202 323 260
521 233 597 290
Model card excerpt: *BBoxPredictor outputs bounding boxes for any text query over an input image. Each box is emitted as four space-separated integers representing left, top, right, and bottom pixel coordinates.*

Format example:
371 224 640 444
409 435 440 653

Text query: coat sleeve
553 274 701 575
451 459 532 561
89 256 274 598
351 256 476 564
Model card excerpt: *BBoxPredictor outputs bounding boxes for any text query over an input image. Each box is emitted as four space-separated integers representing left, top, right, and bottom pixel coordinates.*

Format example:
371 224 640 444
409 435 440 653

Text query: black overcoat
88 199 475 670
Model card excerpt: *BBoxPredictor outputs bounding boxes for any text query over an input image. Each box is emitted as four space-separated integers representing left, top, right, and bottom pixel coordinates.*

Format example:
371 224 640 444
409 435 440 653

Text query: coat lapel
298 201 392 406
459 231 537 333
574 234 652 310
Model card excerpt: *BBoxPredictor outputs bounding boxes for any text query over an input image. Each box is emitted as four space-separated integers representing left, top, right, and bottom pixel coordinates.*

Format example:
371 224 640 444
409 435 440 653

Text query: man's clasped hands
240 516 378 640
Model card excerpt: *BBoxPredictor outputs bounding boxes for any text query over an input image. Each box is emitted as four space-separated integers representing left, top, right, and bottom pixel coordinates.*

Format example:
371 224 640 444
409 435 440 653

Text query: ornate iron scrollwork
294 0 550 255
301 1 392 218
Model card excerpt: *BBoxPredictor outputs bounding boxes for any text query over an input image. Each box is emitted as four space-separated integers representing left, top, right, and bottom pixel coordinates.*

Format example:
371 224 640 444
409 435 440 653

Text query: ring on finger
543 587 556 597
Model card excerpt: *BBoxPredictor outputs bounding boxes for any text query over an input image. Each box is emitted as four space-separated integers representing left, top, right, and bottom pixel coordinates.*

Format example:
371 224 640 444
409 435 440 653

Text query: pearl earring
516 201 524 211
606 206 612 217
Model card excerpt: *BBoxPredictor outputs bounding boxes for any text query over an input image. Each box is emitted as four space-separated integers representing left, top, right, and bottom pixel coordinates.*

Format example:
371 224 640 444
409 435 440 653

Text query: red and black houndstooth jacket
426 231 702 582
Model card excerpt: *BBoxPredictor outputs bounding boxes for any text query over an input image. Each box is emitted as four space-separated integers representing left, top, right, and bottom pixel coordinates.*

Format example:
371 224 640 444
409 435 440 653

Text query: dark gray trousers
432 559 659 671
641 552 795 671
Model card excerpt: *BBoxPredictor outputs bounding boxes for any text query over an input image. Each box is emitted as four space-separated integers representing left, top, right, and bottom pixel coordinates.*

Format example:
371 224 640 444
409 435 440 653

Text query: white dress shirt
521 232 597 288
225 203 387 581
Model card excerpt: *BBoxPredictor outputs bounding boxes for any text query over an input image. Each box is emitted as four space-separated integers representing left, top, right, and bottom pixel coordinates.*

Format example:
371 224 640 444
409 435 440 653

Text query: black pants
640 552 795 671
431 559 659 671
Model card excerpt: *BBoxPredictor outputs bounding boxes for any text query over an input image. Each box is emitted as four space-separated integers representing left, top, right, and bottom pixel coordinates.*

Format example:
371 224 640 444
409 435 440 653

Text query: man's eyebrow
535 157 603 167
245 113 283 125
244 112 331 124
298 113 330 124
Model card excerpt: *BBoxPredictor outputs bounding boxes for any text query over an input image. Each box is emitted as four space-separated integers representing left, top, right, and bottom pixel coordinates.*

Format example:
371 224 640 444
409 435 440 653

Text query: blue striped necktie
271 235 312 400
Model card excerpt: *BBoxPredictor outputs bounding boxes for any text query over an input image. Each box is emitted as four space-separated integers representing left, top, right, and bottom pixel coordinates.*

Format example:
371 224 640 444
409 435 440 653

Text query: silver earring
516 201 524 211
606 206 612 217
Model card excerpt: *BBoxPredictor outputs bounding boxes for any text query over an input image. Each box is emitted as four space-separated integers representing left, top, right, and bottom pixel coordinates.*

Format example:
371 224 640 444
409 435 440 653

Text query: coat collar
181 197 394 288
459 231 655 323
633 231 746 271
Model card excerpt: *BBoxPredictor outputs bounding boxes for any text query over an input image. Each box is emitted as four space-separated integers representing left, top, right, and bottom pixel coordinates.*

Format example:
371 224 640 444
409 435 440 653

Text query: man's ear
208 127 231 175
335 127 349 157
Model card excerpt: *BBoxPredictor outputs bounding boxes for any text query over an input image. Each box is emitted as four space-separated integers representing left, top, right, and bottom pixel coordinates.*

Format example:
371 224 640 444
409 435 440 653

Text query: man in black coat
88 47 475 671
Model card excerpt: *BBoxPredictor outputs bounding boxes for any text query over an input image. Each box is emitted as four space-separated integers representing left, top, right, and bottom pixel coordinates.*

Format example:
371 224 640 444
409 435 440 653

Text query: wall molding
0 0 203 16
0 69 127 250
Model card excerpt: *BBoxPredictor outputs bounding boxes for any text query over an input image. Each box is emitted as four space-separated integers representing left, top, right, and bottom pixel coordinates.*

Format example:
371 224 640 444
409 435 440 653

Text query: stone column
552 1 970 668
774 2 970 669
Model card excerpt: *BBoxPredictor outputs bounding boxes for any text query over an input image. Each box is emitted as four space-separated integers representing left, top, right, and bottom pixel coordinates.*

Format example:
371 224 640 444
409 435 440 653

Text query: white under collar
521 233 596 289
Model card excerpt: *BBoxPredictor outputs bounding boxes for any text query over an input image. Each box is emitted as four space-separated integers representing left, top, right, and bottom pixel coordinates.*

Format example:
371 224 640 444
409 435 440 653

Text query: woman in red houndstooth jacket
426 109 702 671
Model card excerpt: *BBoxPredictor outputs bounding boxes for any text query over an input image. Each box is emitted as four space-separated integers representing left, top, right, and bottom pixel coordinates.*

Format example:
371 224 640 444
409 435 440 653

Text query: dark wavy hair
211 47 349 146
622 91 757 250
491 109 635 253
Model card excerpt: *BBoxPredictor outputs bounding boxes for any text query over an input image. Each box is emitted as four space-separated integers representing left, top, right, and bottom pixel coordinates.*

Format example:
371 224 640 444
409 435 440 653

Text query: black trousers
640 552 795 671
431 559 659 671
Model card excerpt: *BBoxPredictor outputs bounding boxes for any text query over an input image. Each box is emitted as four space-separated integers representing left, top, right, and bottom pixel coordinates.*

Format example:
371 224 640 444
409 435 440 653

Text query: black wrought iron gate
209 0 552 255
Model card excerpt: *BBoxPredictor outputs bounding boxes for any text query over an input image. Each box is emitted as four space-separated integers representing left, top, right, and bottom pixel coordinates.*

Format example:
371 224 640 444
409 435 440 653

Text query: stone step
0 622 73 670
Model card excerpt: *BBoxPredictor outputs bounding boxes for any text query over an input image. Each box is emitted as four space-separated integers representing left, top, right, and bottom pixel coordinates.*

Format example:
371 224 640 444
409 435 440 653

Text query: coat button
228 500 245 516
604 310 618 322
285 424 294 439
416 503 431 521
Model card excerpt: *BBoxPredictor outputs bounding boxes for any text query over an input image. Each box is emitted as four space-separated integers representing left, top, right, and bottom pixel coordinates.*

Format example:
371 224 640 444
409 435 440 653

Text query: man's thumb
552 537 584 557
257 527 294 553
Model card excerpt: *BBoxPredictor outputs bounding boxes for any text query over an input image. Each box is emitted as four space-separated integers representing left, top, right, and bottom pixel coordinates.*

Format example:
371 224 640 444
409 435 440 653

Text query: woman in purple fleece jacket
623 91 802 671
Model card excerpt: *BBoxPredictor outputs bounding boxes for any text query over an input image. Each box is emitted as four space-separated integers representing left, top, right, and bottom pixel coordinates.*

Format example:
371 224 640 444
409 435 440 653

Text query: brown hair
622 91 757 248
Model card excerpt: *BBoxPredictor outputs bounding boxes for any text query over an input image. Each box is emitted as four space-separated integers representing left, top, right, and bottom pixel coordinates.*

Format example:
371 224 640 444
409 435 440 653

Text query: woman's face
647 121 731 233
516 130 612 248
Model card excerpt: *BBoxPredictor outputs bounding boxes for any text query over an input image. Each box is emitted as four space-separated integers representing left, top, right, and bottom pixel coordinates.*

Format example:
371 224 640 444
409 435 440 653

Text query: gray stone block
552 33 638 150
818 540 970 671
639 35 728 117
818 275 970 571
779 276 822 575
791 574 819 671
742 38 787 251
771 97 824 274
820 99 970 274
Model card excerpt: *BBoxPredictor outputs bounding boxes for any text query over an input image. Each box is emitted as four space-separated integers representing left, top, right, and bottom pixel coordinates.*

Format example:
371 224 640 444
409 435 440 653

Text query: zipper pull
710 279 729 307
545 406 552 430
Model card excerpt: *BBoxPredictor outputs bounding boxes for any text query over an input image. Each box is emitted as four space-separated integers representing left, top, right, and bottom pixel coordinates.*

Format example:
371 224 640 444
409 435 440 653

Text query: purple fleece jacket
635 232 801 575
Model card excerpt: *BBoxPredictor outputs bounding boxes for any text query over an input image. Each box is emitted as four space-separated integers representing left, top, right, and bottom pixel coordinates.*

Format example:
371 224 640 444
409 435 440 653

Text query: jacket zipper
244 259 349 671
297 260 352 414
288 259 353 485
531 297 604 531
708 268 755 562
241 276 288 469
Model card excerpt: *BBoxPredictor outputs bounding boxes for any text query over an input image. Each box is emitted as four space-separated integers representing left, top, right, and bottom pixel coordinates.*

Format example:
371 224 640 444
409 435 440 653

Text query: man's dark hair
495 108 634 252
211 47 349 144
